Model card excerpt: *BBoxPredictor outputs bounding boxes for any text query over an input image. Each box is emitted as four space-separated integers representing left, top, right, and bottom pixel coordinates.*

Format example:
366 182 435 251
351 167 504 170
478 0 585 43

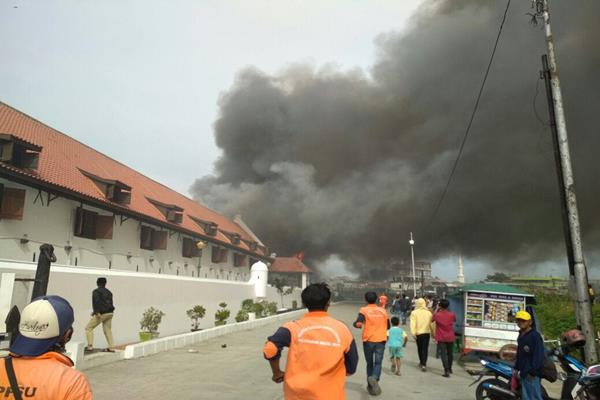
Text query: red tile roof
0 101 267 258
270 257 312 273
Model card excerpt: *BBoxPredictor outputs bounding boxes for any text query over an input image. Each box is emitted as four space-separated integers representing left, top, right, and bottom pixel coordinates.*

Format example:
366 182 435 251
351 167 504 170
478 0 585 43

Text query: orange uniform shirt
0 352 92 400
354 304 389 342
263 311 358 400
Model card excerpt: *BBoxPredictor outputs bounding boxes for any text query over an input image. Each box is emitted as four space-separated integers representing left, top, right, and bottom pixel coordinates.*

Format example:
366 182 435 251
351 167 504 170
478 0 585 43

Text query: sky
0 0 421 194
2 1 597 282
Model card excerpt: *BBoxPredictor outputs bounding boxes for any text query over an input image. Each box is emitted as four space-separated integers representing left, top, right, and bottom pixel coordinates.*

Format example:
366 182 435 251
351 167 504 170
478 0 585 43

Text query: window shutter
219 248 228 263
234 254 246 267
182 237 196 258
95 215 114 239
211 246 219 263
0 188 26 220
140 226 154 250
152 230 168 250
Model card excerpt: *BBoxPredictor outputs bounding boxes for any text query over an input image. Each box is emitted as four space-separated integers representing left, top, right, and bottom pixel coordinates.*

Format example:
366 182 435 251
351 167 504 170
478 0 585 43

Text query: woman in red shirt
432 299 456 377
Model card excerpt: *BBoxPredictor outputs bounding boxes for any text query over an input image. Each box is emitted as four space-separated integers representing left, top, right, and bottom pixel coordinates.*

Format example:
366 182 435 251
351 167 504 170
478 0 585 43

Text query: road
86 303 481 399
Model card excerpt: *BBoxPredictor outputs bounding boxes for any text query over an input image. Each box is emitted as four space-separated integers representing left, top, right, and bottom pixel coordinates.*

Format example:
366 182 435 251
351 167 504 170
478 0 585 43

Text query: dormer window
0 134 42 170
147 198 183 224
243 239 258 251
80 169 131 205
190 216 218 236
221 230 241 245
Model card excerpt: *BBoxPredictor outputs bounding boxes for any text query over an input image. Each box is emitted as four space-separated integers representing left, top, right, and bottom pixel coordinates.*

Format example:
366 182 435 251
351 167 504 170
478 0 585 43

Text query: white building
0 101 301 346
0 101 270 279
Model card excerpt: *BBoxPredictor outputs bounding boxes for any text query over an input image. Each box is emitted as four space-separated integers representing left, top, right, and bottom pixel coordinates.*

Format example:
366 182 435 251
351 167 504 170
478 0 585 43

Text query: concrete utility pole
539 0 597 363
409 232 417 298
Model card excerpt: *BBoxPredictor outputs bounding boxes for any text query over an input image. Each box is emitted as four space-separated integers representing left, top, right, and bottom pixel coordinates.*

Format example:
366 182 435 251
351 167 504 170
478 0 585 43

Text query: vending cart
460 283 535 353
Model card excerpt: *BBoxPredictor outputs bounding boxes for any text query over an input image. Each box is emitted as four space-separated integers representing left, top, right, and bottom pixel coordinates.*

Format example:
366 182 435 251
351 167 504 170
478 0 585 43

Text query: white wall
0 259 302 347
0 177 252 281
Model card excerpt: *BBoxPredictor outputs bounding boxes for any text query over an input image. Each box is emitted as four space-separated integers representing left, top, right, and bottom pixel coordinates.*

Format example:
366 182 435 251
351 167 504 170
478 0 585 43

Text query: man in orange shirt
263 283 358 399
354 291 390 396
0 295 93 399
378 292 388 310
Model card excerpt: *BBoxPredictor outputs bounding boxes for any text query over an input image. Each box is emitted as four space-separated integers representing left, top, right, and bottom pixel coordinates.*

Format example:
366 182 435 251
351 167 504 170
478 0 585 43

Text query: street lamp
409 232 416 298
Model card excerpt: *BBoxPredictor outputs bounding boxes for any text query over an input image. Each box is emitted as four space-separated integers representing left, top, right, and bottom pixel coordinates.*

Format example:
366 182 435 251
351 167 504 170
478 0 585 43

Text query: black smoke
191 0 600 277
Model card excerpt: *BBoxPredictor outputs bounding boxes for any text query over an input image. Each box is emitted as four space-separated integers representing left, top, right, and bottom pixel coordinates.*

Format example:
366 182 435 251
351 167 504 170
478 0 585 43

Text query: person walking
1 295 93 399
514 310 544 400
410 298 433 372
378 292 388 310
354 291 390 396
85 277 115 353
432 299 456 377
263 283 358 400
387 316 408 376
391 295 401 319
399 294 410 325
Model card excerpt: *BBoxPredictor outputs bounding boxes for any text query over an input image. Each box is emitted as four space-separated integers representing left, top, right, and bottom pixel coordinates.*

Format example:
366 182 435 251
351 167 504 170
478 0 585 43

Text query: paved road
86 303 478 399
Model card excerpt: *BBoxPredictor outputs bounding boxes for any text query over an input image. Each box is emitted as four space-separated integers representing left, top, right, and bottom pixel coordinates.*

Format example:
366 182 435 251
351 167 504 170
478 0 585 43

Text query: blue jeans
363 342 385 381
521 375 543 400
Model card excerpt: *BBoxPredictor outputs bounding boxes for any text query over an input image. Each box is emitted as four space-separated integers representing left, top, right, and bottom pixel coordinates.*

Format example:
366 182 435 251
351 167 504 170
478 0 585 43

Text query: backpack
540 356 558 382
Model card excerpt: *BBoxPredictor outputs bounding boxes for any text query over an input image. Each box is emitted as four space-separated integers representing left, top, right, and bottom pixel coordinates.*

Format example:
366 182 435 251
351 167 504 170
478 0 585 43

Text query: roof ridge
0 100 222 213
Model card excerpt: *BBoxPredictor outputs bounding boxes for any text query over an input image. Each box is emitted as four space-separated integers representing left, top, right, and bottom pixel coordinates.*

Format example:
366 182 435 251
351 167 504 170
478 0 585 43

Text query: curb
122 308 306 360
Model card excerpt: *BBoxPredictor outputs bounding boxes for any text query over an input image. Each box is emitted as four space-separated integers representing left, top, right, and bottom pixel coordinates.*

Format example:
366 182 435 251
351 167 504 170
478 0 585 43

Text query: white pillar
301 272 308 289
249 261 268 299
0 273 16 332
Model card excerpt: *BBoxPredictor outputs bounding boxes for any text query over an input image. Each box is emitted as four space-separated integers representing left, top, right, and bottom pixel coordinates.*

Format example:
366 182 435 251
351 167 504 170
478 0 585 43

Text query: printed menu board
464 291 525 331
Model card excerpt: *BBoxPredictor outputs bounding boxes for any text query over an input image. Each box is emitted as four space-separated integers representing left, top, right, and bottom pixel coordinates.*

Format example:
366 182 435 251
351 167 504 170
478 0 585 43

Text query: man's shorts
388 346 404 359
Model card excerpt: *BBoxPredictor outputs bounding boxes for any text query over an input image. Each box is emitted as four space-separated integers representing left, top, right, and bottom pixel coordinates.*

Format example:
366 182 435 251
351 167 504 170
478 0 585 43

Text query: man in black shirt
84 277 115 352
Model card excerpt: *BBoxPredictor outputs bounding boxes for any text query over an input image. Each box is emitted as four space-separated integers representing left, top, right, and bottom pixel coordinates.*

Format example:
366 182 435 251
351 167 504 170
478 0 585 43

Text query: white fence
0 259 302 347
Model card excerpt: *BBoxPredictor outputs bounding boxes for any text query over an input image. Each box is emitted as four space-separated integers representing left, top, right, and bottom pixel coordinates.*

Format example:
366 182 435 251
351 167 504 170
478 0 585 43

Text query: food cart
450 283 535 354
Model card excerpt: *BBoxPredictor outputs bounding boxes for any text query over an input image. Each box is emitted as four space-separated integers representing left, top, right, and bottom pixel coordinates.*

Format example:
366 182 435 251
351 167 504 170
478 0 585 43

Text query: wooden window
140 226 168 250
0 186 26 220
152 230 168 250
0 134 42 170
211 246 228 263
234 253 247 267
140 226 154 250
190 216 218 236
147 198 183 225
182 237 202 258
80 170 132 205
74 207 114 239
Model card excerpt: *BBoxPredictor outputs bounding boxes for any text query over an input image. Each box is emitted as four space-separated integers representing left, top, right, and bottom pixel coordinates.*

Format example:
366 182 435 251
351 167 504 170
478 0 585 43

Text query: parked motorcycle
472 330 591 400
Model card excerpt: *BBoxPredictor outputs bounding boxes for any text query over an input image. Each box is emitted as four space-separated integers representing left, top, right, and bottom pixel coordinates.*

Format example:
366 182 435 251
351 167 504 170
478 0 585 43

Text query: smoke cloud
191 0 600 277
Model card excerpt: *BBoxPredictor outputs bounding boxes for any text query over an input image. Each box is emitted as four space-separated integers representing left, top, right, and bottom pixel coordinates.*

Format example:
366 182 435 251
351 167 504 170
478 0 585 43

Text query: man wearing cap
85 277 115 352
514 310 544 400
1 295 93 399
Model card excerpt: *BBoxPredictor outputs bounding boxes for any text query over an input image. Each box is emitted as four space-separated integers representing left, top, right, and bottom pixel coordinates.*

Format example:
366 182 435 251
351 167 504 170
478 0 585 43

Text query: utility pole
409 232 417 298
538 0 597 363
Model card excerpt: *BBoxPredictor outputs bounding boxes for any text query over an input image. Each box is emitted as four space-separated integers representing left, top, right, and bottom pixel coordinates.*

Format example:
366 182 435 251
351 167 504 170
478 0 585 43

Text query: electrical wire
422 0 512 238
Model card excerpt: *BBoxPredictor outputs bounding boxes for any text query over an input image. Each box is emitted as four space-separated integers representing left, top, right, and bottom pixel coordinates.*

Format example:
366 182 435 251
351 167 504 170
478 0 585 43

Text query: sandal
103 348 115 353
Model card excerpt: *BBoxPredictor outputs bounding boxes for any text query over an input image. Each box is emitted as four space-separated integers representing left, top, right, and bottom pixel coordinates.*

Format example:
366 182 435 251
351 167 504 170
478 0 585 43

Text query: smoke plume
191 0 600 277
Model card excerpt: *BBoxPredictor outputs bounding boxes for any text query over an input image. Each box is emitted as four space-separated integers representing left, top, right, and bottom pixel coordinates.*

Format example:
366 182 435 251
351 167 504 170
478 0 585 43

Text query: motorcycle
472 333 589 400
471 356 551 400
571 364 600 400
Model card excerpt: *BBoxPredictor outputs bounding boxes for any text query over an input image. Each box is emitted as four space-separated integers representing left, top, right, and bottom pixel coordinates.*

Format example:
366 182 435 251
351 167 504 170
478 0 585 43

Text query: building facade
0 101 270 280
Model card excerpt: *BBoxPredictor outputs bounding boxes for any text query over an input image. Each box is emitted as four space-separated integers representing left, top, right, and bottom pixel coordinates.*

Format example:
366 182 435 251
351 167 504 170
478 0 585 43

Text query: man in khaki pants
85 277 115 352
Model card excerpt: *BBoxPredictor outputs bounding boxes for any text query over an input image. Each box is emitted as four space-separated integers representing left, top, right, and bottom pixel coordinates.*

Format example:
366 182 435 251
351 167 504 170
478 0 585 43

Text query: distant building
457 254 465 284
389 259 432 294
269 257 312 289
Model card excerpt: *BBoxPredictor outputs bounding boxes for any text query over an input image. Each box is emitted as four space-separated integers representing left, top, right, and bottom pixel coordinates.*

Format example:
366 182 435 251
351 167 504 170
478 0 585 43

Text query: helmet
498 343 518 361
561 329 586 348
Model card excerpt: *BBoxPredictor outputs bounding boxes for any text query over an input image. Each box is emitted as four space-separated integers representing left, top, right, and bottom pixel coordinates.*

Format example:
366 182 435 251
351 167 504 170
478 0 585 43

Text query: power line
422 0 512 237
